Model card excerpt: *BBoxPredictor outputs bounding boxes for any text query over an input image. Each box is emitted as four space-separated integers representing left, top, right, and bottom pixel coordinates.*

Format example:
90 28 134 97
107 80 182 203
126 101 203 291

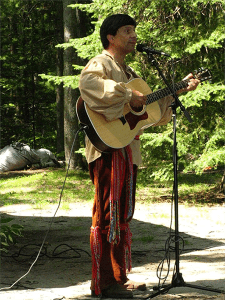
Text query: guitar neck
147 79 189 104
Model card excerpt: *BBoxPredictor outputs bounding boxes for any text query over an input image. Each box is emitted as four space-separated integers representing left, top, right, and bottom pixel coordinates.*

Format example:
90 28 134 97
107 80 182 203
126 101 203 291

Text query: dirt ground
0 184 225 299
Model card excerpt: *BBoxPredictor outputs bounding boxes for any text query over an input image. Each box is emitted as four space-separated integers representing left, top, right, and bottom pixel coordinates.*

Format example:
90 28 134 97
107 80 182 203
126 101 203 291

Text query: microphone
136 44 170 57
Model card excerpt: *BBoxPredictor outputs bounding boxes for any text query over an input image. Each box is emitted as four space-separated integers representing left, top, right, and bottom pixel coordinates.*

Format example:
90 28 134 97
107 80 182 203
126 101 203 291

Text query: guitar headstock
194 67 212 83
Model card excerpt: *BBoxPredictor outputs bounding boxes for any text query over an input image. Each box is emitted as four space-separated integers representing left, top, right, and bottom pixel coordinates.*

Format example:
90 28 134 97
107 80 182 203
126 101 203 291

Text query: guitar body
76 78 161 152
76 68 211 152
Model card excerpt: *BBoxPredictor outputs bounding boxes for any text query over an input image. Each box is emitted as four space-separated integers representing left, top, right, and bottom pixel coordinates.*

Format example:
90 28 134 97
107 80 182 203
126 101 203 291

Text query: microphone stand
144 53 224 298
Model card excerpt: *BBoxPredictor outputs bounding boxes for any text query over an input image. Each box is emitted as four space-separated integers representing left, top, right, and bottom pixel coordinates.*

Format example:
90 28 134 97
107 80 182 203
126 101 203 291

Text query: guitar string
146 79 189 105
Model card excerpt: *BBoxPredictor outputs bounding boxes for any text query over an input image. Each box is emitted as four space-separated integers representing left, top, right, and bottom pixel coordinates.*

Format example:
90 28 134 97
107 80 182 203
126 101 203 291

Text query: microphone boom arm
145 52 193 123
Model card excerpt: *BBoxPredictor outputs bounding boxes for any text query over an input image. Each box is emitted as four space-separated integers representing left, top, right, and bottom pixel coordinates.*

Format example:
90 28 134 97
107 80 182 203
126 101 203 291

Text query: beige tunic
79 50 172 165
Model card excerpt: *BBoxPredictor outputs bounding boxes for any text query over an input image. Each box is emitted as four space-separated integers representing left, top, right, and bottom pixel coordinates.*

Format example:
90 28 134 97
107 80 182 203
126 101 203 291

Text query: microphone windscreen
136 44 145 52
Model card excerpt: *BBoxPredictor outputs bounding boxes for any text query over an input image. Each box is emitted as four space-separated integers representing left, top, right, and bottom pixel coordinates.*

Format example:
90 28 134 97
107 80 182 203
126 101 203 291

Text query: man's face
109 25 137 54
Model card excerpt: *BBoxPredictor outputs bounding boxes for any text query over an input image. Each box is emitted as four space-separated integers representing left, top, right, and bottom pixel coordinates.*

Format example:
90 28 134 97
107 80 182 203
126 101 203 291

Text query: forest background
1 0 225 181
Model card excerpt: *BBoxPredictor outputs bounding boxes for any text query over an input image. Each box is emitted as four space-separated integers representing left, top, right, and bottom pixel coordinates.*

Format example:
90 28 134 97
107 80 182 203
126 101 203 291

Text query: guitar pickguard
125 111 148 130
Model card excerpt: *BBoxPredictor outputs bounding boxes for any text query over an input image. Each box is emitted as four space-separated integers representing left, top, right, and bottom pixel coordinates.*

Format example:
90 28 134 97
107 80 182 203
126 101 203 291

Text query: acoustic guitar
76 68 211 152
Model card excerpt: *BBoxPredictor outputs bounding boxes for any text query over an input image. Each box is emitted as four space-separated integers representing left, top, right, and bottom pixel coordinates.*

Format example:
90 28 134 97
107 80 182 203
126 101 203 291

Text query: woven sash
107 145 133 244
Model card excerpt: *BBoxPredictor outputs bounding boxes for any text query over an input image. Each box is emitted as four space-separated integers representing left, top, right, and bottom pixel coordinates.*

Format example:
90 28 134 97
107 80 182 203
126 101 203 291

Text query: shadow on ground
1 211 224 294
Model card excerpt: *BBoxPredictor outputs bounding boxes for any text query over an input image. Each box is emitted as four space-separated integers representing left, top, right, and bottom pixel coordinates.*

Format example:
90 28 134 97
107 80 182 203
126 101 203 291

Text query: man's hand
130 90 147 108
177 73 200 94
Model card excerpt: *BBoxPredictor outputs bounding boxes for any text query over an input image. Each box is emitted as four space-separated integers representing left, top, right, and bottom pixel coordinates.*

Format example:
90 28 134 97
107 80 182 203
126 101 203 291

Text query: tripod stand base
146 272 224 299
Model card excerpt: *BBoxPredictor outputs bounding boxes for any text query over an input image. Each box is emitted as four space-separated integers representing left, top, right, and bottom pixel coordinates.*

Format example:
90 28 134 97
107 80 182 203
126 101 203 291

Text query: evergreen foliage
1 0 224 179
67 0 224 180
0 0 59 151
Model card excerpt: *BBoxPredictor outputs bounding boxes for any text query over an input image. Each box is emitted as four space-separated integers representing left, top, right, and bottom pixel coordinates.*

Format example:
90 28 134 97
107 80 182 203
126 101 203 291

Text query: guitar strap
127 66 140 80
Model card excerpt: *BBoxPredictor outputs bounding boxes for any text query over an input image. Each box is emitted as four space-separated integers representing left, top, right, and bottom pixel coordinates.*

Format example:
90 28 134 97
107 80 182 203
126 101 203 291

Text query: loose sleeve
79 58 132 121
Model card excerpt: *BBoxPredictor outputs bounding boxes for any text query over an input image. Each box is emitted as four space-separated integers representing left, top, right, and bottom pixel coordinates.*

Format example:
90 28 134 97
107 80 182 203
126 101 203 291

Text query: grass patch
133 235 154 244
0 168 94 207
136 169 224 205
0 168 224 208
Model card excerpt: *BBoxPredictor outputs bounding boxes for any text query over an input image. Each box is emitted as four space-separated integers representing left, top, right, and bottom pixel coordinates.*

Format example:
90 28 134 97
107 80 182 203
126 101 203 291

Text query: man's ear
107 34 115 44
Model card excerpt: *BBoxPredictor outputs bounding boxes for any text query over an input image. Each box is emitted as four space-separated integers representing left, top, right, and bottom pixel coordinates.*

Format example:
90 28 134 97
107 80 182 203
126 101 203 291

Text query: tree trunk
221 171 225 194
63 0 87 169
56 1 64 154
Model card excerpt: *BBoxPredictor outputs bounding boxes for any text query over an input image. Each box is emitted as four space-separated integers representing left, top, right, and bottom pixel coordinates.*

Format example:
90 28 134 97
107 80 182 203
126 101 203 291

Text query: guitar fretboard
147 79 189 104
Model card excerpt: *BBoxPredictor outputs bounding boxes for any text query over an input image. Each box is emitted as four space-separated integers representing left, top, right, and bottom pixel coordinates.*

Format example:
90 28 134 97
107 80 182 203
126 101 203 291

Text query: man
79 14 199 298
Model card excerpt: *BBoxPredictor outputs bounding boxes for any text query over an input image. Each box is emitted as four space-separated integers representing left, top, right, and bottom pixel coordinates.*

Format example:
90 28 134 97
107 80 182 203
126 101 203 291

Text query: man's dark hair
100 14 136 49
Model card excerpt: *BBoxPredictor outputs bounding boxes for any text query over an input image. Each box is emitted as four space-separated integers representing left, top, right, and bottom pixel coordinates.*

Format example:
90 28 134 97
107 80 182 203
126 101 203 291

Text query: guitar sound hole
130 105 143 113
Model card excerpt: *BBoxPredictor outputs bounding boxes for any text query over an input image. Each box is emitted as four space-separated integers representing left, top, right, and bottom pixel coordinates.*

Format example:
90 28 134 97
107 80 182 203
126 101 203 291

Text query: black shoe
91 284 133 298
